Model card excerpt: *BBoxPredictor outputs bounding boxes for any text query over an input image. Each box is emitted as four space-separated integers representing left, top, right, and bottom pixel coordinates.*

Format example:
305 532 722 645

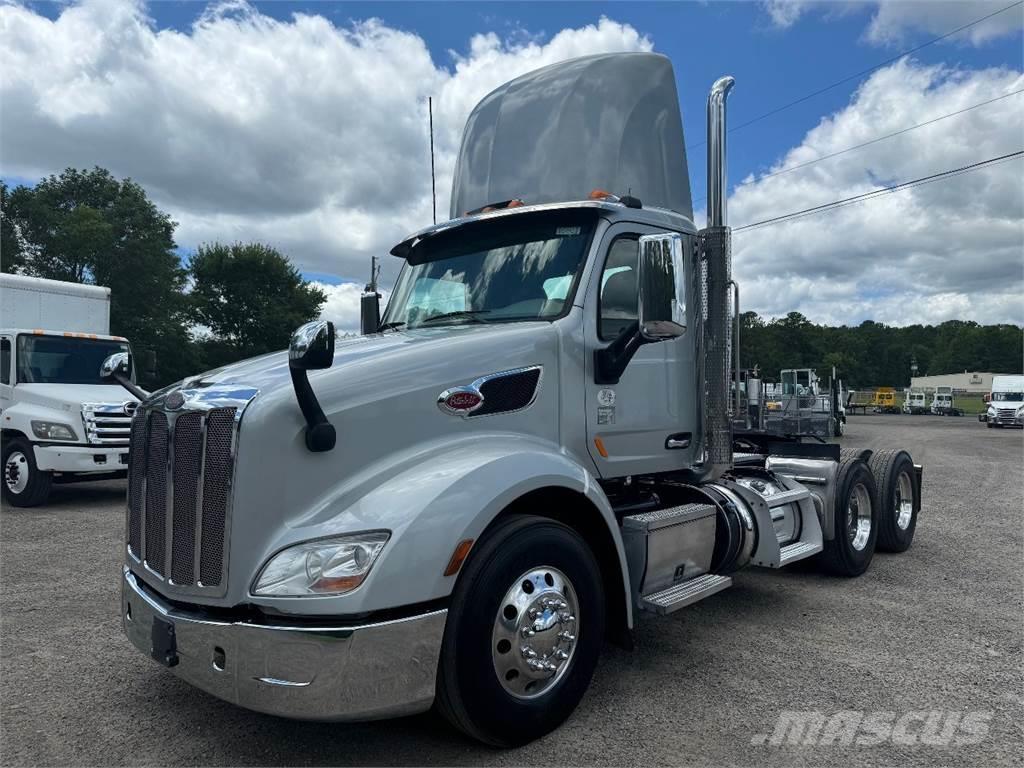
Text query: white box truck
1 273 143 506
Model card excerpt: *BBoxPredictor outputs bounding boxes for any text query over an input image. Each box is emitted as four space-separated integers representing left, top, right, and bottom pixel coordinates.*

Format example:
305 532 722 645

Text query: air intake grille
473 368 541 416
126 405 238 593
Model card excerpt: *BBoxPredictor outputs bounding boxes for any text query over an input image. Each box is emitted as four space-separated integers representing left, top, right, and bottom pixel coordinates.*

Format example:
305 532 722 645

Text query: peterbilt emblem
165 391 185 410
438 387 484 416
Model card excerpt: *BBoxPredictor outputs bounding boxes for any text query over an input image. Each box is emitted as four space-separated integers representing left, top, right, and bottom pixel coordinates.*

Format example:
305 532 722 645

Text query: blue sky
3 1 1022 326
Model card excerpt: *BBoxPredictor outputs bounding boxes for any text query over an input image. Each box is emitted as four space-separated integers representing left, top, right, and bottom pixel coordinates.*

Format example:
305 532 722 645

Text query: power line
687 0 1024 150
732 150 1024 233
692 87 1024 204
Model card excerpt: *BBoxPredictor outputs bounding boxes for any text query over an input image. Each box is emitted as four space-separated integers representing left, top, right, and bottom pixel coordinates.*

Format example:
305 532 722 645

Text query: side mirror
289 320 335 370
638 233 686 341
100 352 131 381
99 352 148 401
288 320 336 452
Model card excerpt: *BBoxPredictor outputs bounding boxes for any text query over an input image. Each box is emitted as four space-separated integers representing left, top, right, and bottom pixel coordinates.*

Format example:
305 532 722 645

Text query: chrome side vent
473 367 541 417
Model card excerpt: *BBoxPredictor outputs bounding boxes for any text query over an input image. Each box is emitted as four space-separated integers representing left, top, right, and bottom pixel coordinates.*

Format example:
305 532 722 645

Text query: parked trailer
119 54 924 747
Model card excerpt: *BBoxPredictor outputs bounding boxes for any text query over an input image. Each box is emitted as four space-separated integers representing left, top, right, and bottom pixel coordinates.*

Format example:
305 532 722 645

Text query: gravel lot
2 414 1021 767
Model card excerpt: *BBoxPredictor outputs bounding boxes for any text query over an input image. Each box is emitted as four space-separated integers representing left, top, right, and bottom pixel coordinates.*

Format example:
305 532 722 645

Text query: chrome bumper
121 568 446 721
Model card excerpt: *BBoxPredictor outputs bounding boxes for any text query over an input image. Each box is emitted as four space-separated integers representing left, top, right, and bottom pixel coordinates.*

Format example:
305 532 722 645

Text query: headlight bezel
251 530 391 598
31 420 78 441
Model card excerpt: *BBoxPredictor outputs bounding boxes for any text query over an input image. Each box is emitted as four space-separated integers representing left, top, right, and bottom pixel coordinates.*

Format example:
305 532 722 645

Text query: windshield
382 210 596 330
17 335 130 385
993 391 1024 401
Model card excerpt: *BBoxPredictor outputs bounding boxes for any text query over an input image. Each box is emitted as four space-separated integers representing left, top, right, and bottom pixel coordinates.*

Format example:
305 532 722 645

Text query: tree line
1 168 325 388
739 311 1023 389
2 167 1020 391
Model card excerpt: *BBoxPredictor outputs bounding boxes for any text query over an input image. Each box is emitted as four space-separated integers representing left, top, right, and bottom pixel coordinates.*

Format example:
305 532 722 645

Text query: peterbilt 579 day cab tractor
120 54 923 746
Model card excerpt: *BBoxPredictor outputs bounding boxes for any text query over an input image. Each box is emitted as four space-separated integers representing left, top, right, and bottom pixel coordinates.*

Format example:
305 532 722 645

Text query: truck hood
183 323 551 393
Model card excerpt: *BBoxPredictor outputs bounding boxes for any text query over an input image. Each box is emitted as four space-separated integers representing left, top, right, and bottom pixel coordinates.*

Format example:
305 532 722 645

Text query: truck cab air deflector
450 52 693 220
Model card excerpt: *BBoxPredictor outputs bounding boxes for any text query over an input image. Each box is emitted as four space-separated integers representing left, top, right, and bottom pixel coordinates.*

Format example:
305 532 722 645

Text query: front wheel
436 515 605 747
2 438 53 507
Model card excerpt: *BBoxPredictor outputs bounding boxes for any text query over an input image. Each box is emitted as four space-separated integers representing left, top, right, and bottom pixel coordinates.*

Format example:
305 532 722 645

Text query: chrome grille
199 409 235 586
125 387 254 597
170 412 202 585
997 408 1016 419
81 402 136 446
144 413 168 575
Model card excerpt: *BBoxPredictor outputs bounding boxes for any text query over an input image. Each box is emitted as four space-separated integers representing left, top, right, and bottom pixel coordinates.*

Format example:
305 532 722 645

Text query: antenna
429 96 437 224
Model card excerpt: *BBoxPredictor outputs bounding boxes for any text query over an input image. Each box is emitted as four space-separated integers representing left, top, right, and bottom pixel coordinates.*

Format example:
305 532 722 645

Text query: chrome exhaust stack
697 76 735 479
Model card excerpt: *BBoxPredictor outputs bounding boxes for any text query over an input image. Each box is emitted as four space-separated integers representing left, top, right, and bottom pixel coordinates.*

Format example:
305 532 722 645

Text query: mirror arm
594 321 646 385
289 367 336 452
113 373 149 402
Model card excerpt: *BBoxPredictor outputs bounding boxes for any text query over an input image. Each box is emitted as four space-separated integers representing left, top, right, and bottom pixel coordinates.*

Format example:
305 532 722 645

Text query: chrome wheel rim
895 471 914 530
4 451 29 494
492 566 579 700
847 482 872 551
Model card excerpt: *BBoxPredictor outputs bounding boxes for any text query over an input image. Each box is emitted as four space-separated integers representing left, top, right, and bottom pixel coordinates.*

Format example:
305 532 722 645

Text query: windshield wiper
378 320 406 332
416 310 491 326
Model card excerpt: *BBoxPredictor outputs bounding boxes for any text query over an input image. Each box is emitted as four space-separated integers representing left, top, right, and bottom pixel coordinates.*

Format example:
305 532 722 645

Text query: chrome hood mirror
289 320 335 370
99 352 148 401
288 320 336 452
638 233 686 341
99 352 131 381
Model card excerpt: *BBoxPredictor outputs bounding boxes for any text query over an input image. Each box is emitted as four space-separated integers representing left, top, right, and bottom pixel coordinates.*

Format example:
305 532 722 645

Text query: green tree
0 181 26 273
189 242 326 369
4 168 195 388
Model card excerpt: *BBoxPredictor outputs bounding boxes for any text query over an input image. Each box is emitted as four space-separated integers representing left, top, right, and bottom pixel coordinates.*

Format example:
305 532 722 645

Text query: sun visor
450 52 692 221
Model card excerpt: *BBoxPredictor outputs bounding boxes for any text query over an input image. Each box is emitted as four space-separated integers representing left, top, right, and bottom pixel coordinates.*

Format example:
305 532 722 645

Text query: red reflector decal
445 391 482 411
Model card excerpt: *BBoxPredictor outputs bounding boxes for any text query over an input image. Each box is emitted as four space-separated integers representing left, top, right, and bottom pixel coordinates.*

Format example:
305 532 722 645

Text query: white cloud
0 0 649 290
761 0 1023 45
729 58 1024 325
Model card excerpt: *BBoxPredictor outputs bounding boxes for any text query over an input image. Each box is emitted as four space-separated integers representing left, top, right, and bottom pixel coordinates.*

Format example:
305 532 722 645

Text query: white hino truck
120 54 923 746
1 274 145 506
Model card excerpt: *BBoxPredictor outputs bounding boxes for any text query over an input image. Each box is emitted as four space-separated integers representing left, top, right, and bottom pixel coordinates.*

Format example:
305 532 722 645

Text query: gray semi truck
118 53 923 746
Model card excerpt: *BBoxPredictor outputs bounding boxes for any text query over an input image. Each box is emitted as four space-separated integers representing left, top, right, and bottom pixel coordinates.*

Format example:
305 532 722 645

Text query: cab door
0 335 12 417
583 223 697 477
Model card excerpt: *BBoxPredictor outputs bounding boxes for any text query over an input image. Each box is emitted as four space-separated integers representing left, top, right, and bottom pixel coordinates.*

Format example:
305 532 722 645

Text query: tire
817 456 878 576
868 449 920 553
436 514 605 747
2 438 52 507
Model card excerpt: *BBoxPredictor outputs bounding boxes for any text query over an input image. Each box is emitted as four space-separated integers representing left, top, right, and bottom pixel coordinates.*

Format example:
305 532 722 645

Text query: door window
598 237 639 341
0 339 10 385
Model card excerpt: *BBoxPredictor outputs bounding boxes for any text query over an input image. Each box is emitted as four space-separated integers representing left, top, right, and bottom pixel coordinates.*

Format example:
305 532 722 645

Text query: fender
249 434 633 627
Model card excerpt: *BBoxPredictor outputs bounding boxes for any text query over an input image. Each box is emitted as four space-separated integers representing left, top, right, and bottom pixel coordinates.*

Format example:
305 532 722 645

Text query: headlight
252 531 390 597
987 407 997 416
31 421 77 441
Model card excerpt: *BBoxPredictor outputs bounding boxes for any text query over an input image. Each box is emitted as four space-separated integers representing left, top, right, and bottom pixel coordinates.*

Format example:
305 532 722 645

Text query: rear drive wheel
2 438 52 507
436 514 605 747
818 456 877 576
869 450 920 553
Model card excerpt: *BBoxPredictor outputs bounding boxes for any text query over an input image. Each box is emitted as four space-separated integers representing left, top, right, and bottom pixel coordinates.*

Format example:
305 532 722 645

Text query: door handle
665 432 691 449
